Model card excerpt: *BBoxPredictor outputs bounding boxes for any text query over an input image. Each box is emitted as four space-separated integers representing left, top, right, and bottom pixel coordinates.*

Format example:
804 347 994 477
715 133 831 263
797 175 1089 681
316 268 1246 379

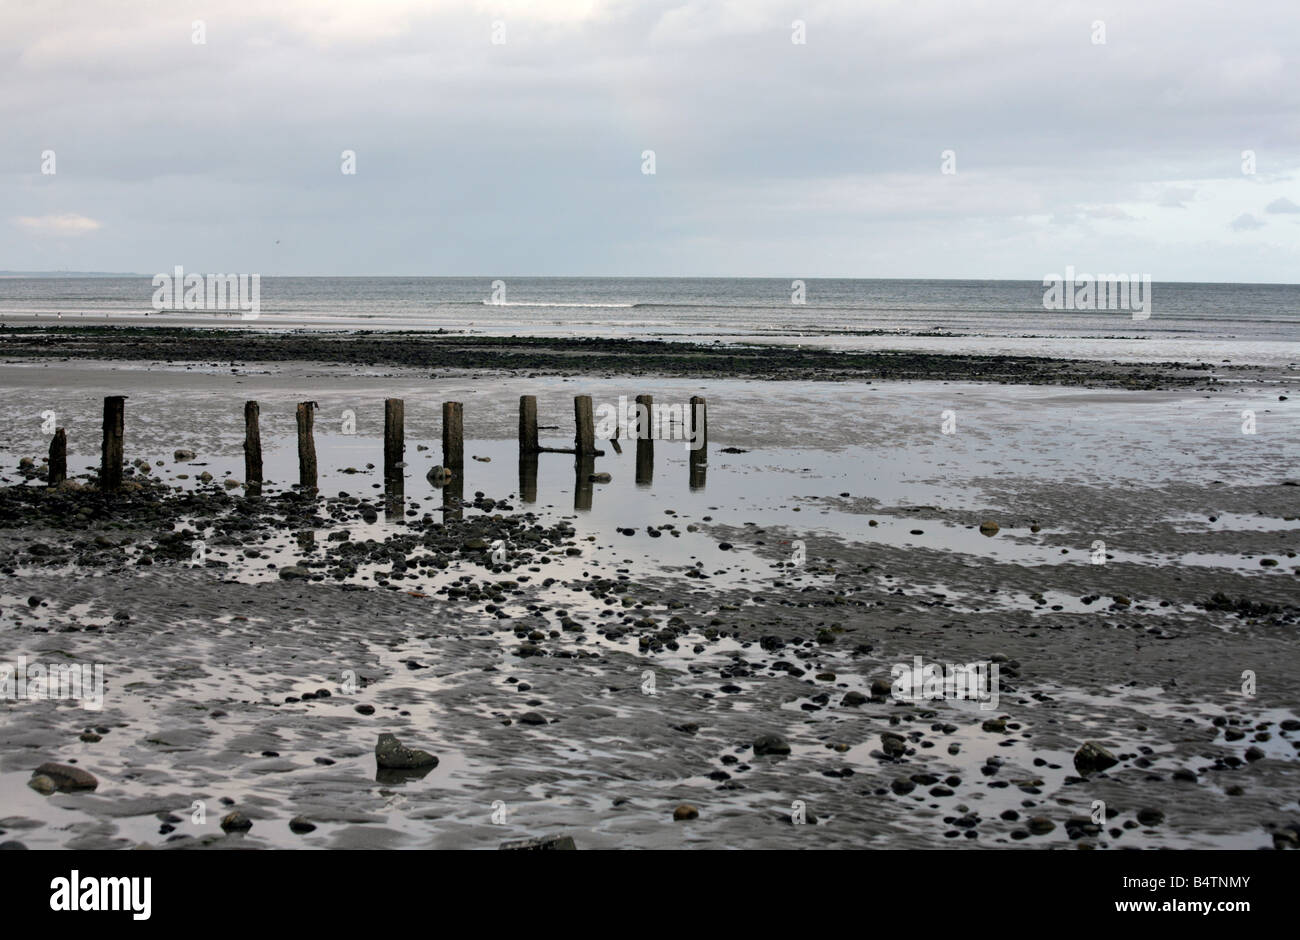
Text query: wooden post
634 394 653 487
48 428 66 487
688 396 707 490
689 396 707 458
100 396 125 493
519 395 539 454
442 402 464 473
574 395 595 456
384 398 405 484
296 401 317 492
243 401 262 491
442 475 464 523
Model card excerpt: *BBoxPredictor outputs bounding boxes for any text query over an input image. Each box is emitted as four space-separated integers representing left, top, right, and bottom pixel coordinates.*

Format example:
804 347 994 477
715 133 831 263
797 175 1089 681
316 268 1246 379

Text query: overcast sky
2 0 1297 280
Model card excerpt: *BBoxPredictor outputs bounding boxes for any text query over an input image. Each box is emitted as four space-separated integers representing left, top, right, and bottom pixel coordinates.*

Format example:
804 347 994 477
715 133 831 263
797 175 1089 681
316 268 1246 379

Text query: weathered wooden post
519 395 539 454
100 396 125 492
384 398 405 484
688 396 707 490
442 475 464 523
296 401 317 492
574 395 595 456
635 394 653 487
243 401 262 492
48 428 66 487
442 401 464 473
689 396 707 457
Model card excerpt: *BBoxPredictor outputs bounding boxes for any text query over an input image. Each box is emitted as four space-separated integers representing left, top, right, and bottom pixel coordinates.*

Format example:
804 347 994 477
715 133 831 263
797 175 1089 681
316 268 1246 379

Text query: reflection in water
574 455 595 511
689 449 706 490
635 438 654 487
518 453 538 504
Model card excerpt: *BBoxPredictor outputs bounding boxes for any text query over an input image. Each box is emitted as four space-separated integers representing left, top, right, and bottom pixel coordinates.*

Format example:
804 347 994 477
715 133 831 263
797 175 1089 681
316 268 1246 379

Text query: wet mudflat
0 360 1296 849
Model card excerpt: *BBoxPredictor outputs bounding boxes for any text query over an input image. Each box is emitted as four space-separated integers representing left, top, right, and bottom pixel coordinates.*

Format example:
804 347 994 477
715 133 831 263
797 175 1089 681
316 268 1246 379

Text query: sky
2 0 1298 281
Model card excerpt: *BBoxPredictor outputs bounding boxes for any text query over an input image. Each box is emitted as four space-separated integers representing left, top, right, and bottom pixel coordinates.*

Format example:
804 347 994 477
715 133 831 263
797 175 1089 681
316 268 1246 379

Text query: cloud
1265 197 1300 214
13 214 103 236
1 0 1298 278
1156 187 1196 208
1229 212 1264 232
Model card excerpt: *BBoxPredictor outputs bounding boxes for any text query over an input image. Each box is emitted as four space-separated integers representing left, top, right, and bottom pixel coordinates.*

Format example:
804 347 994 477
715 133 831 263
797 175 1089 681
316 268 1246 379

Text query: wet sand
0 349 1296 850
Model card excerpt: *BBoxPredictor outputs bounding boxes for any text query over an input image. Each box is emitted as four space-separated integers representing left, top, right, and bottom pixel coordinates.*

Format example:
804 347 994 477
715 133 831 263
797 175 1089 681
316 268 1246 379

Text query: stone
753 733 791 756
374 733 439 769
220 811 253 832
1073 741 1119 775
673 804 699 821
33 762 97 792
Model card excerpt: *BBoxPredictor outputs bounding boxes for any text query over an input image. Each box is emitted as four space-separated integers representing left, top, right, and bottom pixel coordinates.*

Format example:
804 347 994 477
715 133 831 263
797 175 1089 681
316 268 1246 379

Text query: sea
0 276 1296 366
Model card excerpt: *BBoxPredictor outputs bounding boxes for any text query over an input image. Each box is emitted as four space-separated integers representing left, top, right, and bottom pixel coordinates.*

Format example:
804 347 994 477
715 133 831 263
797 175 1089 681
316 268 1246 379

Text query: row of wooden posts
51 394 708 499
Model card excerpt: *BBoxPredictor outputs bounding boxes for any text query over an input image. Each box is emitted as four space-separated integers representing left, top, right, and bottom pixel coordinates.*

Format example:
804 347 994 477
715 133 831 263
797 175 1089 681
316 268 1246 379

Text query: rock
0 842 28 850
880 732 907 758
198 471 213 483
32 762 98 792
981 718 1007 733
978 520 1000 536
27 775 55 795
426 466 453 486
288 816 317 834
220 811 253 832
500 834 577 850
354 704 375 716
374 733 439 769
223 478 241 489
518 712 548 726
1073 741 1119 775
1245 746 1266 762
1027 816 1055 834
753 733 791 756
1136 808 1164 826
589 472 612 483
278 566 311 580
173 449 196 461
841 691 868 707
673 804 699 821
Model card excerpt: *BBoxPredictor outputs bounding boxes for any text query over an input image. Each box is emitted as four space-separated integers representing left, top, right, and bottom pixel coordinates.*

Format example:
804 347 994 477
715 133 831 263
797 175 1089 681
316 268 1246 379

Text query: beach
1 331 1296 849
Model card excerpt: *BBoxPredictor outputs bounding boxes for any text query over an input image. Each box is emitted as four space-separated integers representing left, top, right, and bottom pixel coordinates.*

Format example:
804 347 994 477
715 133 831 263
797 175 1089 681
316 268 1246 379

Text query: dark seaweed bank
0 325 1231 388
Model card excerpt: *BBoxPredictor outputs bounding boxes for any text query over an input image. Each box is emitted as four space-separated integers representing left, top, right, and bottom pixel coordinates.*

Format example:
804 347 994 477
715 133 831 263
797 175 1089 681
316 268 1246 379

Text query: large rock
374 733 439 770
1073 741 1119 775
753 733 791 756
32 762 97 792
